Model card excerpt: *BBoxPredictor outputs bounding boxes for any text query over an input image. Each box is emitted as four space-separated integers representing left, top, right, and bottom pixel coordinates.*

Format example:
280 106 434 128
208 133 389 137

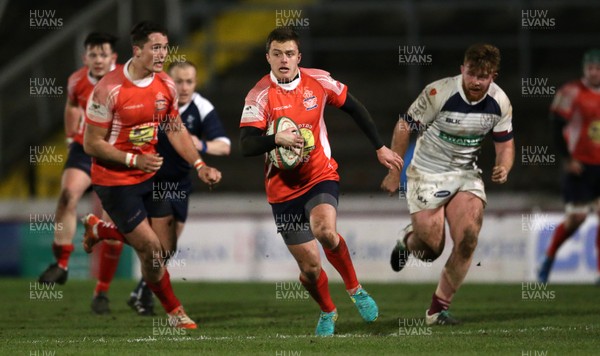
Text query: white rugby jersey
406 75 513 173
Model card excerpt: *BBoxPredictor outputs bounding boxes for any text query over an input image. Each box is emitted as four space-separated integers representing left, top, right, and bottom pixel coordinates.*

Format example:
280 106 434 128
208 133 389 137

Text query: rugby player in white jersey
381 44 515 325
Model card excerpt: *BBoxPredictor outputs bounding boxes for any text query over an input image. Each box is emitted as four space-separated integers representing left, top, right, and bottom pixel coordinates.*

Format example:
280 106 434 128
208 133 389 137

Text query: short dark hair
130 21 168 48
463 43 501 74
265 27 300 53
168 60 196 75
84 32 118 51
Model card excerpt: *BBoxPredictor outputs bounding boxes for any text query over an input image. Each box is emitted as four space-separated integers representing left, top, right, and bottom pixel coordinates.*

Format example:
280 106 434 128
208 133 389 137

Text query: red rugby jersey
85 59 179 186
240 68 348 203
67 64 121 145
551 79 600 164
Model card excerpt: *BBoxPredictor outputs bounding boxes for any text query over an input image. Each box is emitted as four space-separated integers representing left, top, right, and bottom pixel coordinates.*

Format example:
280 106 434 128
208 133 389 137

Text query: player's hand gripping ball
267 116 304 170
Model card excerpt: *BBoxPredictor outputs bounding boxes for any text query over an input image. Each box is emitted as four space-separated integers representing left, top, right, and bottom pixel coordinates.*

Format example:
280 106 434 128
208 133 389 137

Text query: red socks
428 293 451 315
145 269 181 313
324 235 359 292
300 269 336 313
97 221 128 245
546 223 571 258
52 242 74 269
94 242 124 296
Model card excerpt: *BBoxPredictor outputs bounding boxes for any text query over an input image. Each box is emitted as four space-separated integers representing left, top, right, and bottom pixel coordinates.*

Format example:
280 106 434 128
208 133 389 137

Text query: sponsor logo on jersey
129 123 157 146
439 131 485 147
88 101 108 119
445 117 461 124
124 104 144 110
242 105 260 120
588 121 600 143
273 104 292 111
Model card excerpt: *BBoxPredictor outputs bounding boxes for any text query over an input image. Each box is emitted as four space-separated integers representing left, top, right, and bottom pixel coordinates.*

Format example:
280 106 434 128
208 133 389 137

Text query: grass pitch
1 279 598 355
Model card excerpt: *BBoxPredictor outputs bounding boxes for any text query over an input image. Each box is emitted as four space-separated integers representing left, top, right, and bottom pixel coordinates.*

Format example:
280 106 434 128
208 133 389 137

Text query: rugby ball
267 116 304 170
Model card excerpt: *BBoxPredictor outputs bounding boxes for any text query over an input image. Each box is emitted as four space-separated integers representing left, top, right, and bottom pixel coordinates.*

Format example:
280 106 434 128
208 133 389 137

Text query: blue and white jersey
406 75 513 173
156 92 230 180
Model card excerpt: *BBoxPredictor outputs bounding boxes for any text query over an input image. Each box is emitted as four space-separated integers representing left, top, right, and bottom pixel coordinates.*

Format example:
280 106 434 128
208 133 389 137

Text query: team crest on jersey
155 92 167 112
303 89 318 111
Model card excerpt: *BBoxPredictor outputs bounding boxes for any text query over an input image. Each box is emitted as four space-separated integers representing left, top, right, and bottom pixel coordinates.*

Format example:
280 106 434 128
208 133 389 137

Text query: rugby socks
94 241 124 296
300 269 336 313
52 242 74 270
324 235 360 293
97 221 129 245
130 278 145 299
546 223 570 258
427 293 451 316
145 269 181 313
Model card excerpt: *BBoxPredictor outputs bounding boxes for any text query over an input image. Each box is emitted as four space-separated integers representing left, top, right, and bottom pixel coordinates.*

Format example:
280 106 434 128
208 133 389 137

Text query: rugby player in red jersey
538 49 600 285
240 27 403 336
83 21 221 328
38 33 119 288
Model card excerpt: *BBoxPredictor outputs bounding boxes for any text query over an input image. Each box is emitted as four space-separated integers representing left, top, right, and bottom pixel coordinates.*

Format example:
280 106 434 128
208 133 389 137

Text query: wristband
125 153 137 168
201 140 207 154
193 158 205 171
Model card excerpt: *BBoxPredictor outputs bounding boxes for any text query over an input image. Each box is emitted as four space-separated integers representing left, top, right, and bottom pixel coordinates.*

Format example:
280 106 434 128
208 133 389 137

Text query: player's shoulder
68 66 88 81
156 71 174 84
557 79 583 96
156 71 177 97
300 67 345 94
417 76 458 108
67 66 91 94
190 92 215 117
300 67 332 79
93 67 124 97
425 76 458 93
156 71 175 89
245 74 272 103
487 82 511 105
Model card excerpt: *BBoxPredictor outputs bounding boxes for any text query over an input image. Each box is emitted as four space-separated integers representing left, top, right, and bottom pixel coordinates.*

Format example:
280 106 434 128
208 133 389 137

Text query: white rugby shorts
406 165 487 214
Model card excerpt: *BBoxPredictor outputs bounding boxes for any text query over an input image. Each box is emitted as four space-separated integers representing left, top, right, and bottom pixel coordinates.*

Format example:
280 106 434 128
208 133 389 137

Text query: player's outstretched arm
339 92 403 171
191 135 231 156
380 119 411 195
491 138 514 184
190 110 231 156
165 115 221 186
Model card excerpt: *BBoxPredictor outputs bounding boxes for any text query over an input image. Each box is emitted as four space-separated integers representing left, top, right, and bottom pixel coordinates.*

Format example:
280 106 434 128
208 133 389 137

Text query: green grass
0 279 598 355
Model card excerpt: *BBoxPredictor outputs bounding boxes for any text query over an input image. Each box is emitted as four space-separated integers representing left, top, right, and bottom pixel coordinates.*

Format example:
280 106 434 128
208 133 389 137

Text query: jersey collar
270 70 301 91
124 58 154 88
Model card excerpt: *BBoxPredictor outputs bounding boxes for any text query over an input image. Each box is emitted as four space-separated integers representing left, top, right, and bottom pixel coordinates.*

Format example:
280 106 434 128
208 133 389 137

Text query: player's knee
312 226 337 248
458 229 478 260
138 241 163 267
300 263 321 282
57 187 80 210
